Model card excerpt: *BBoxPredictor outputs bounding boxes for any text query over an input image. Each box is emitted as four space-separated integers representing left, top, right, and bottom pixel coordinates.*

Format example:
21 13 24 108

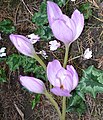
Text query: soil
0 0 103 120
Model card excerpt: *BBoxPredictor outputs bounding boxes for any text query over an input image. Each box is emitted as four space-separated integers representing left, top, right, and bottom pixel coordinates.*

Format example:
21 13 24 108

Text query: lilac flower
47 60 78 96
47 1 84 45
20 76 45 94
9 34 35 57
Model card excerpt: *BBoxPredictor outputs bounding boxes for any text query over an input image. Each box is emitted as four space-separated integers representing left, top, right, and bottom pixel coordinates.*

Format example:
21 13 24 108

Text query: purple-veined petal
20 76 45 94
66 65 79 90
47 1 62 27
62 14 76 38
71 9 84 40
9 34 35 57
50 87 72 97
56 68 73 92
51 20 73 45
47 60 62 86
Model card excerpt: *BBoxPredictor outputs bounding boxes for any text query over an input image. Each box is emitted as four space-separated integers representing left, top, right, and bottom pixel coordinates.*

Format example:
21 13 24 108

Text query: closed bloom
47 60 78 96
47 1 84 45
9 34 35 57
20 76 45 94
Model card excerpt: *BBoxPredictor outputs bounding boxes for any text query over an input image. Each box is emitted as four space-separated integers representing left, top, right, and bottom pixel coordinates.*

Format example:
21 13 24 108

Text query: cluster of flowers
8 1 91 96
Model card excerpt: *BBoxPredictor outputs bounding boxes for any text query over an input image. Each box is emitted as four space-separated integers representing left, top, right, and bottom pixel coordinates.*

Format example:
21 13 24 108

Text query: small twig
21 0 33 16
14 102 24 120
92 15 103 22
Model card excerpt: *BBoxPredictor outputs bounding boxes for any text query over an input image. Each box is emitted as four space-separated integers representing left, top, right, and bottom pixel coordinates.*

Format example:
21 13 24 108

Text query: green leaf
79 2 92 19
6 54 47 81
32 94 41 109
66 92 86 115
0 69 6 82
77 65 103 98
0 19 15 34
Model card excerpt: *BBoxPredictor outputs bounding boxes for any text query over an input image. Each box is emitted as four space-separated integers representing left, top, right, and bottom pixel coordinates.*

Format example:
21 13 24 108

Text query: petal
20 76 45 94
47 60 62 86
47 1 62 27
56 68 73 92
71 9 84 40
62 14 76 38
9 34 35 57
50 87 72 97
66 65 79 90
51 20 73 45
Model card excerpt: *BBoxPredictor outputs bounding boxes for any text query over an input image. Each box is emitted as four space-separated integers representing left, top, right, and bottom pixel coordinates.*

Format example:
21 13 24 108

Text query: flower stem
63 45 69 68
62 45 70 120
34 53 46 70
44 90 62 119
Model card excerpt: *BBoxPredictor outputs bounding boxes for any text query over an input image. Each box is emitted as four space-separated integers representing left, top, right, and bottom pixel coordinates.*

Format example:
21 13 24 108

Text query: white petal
0 47 6 53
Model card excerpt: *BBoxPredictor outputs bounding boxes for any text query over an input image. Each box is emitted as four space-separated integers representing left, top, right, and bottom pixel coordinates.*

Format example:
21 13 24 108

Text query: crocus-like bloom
49 40 60 51
27 33 40 44
47 60 78 96
83 48 92 59
9 34 35 57
20 76 45 94
47 1 84 45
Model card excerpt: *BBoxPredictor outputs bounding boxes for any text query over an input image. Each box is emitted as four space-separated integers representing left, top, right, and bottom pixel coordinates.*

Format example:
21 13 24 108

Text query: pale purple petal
62 14 76 38
20 76 45 94
47 60 62 86
66 65 79 90
51 20 73 45
71 9 84 40
9 34 35 57
56 68 73 92
50 87 72 97
47 1 62 27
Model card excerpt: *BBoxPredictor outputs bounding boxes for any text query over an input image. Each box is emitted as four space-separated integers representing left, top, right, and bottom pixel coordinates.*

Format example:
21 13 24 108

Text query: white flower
39 50 48 59
71 0 75 1
49 40 60 51
27 33 40 44
0 47 6 57
83 48 92 59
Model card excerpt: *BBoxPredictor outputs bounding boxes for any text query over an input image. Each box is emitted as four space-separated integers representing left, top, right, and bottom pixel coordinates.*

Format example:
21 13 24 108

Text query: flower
39 50 48 59
20 76 45 94
47 1 84 45
49 40 60 51
47 60 78 96
9 34 35 57
27 33 40 44
0 47 6 57
83 48 92 59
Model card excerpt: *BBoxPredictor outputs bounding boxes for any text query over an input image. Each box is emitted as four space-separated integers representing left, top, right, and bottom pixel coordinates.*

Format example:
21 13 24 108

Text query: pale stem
44 90 62 119
62 44 70 120
34 53 46 70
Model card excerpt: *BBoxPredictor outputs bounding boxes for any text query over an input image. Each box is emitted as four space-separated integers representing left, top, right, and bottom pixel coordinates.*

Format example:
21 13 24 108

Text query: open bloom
9 34 35 57
20 76 45 94
47 60 78 96
0 47 6 57
83 48 92 59
27 33 40 44
47 1 84 45
49 40 60 51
